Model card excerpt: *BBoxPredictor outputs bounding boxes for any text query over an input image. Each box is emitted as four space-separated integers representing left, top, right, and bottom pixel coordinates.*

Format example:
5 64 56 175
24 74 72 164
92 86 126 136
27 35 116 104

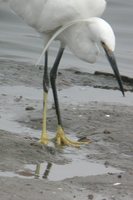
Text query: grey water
0 0 133 77
0 161 122 181
0 146 123 181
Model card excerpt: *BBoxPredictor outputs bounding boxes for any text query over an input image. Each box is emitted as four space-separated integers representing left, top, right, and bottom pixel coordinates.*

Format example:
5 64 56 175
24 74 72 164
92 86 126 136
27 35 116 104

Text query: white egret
0 0 124 147
37 17 125 147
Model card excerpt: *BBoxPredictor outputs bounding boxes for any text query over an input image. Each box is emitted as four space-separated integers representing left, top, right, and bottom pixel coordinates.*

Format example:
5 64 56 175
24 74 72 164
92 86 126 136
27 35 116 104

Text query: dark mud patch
0 60 133 92
57 68 133 92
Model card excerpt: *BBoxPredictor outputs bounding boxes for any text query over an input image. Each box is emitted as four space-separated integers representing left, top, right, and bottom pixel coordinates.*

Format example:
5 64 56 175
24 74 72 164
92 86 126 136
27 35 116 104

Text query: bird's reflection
35 162 52 179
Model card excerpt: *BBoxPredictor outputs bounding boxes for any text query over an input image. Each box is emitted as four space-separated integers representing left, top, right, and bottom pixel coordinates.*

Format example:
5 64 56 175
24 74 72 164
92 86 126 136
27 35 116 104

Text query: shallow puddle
0 85 43 100
0 85 133 107
0 160 122 181
59 86 133 106
0 85 133 137
25 161 122 181
0 112 35 135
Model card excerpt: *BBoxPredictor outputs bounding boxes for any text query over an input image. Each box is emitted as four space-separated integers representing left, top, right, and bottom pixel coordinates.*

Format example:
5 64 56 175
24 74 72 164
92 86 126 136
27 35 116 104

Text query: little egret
0 0 124 147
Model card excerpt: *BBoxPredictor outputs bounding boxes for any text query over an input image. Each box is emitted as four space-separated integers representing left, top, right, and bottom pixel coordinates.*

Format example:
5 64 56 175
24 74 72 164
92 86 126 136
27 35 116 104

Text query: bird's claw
39 127 90 147
55 126 90 147
39 133 49 145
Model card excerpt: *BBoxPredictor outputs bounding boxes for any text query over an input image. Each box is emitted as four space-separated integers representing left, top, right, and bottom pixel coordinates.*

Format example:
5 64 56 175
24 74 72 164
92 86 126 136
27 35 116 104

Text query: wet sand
0 0 133 200
0 60 133 200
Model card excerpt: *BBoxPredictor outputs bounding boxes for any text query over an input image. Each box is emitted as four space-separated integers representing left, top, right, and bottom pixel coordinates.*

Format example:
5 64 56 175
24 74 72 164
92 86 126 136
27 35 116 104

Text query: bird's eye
101 41 105 46
101 41 107 49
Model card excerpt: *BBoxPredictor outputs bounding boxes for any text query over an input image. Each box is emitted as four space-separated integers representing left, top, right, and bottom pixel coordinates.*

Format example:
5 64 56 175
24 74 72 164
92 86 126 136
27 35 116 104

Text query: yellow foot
39 133 49 145
55 126 90 147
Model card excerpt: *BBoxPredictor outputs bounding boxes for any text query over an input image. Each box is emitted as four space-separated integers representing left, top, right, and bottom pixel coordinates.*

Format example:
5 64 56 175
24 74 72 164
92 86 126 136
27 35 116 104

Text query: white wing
8 0 106 33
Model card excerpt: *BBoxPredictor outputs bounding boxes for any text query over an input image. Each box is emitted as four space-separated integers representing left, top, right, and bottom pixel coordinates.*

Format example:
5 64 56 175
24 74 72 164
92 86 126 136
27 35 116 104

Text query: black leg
49 47 90 146
43 163 52 179
50 47 65 127
43 50 49 93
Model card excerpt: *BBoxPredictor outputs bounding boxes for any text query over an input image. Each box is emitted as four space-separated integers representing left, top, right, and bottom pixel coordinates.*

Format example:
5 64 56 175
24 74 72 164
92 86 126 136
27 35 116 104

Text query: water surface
0 1 133 76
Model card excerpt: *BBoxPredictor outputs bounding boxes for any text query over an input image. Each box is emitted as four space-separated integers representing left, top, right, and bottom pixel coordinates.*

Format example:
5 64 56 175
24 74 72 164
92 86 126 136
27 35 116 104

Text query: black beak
103 45 125 96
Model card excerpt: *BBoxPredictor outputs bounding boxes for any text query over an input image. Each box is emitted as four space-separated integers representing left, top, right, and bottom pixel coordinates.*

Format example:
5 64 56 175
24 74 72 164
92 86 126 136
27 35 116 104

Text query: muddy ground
0 59 133 200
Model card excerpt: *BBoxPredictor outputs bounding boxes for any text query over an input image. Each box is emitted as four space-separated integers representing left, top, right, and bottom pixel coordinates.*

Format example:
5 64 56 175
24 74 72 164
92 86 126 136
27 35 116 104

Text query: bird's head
88 17 125 96
88 17 115 51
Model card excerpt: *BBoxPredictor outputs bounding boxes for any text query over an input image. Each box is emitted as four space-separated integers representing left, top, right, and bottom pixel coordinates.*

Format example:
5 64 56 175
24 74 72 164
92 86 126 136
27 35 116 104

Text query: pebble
103 129 111 134
88 194 94 199
104 161 110 167
117 174 122 178
25 106 35 111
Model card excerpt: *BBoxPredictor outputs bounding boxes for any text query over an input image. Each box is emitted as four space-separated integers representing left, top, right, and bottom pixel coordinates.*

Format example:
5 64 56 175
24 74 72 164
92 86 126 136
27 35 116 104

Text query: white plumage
0 0 124 146
1 0 106 44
